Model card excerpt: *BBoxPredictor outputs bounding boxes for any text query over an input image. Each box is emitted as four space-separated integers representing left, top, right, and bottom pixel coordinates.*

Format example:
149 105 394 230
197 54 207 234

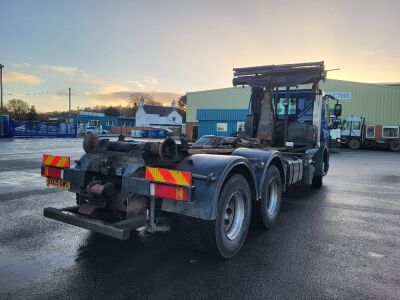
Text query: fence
9 121 77 137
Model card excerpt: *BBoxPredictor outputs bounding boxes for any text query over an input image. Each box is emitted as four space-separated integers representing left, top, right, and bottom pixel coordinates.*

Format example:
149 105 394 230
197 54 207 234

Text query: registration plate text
46 177 71 189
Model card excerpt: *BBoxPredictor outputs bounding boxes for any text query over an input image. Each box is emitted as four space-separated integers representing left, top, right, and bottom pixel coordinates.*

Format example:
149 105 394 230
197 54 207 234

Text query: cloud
97 84 130 94
85 84 132 105
145 91 182 104
40 65 79 74
127 80 146 90
143 76 158 84
11 62 32 68
3 71 42 85
364 49 387 56
125 76 158 91
86 87 182 106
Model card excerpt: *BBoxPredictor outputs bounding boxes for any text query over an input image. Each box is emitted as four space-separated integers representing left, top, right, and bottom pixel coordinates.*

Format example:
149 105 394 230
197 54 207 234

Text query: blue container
197 109 247 137
0 115 10 137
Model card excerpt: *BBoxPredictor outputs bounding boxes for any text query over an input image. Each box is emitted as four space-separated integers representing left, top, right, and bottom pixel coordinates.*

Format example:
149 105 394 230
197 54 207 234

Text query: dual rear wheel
175 167 283 258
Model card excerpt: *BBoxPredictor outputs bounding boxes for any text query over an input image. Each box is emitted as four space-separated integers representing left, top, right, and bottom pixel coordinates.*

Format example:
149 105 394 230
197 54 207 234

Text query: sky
0 0 399 112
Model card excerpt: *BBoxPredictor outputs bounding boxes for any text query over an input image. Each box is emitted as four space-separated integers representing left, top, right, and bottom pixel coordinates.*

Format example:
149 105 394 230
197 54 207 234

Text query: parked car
192 135 239 148
85 126 107 135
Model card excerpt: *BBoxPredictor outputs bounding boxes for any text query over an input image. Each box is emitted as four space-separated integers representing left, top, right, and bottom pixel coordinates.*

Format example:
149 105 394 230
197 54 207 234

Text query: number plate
46 177 71 189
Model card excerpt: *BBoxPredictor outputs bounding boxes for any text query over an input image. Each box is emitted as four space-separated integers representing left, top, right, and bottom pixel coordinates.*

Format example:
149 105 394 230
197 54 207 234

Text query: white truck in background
332 116 400 151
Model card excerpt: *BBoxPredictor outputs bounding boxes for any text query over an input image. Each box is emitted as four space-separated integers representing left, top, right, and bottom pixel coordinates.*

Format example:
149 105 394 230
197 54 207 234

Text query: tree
129 93 162 114
6 99 30 120
103 106 120 116
119 105 134 117
26 105 39 121
176 94 187 122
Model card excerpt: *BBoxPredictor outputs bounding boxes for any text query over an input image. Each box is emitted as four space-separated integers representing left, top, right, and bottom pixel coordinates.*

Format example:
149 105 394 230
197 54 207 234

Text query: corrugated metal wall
197 109 247 137
187 80 400 126
187 87 250 122
320 80 400 125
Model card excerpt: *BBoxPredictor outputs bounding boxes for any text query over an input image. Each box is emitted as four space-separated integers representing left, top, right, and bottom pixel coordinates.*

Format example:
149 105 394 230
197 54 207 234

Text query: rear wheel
389 140 400 152
256 166 282 229
174 174 251 259
348 139 361 150
312 153 326 189
214 174 251 258
311 174 323 188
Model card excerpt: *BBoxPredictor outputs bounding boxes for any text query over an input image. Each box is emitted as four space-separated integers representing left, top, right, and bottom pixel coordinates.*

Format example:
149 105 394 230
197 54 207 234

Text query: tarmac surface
0 138 399 299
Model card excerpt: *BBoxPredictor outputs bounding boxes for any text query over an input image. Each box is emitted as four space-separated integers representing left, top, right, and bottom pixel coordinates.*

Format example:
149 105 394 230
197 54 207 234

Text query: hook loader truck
41 61 340 258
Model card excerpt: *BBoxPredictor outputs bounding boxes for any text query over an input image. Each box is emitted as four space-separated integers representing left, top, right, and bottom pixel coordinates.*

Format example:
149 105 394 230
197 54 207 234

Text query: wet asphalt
0 138 399 299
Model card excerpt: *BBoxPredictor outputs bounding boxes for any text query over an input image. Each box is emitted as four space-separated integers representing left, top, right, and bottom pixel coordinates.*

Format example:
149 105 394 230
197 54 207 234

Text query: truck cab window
276 97 296 116
352 122 361 130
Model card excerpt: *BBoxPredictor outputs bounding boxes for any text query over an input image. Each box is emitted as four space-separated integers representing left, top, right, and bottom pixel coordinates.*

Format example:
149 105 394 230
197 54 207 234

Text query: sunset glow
1 0 399 112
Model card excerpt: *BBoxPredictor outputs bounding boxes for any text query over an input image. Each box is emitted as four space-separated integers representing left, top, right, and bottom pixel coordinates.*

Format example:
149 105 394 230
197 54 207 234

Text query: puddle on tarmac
0 252 45 291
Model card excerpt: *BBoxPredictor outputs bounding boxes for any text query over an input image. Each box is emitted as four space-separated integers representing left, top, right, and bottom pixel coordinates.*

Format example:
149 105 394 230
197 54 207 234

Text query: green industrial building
186 79 400 139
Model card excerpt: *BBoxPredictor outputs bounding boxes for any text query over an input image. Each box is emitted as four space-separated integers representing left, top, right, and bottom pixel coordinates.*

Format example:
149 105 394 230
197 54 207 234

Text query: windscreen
274 91 314 122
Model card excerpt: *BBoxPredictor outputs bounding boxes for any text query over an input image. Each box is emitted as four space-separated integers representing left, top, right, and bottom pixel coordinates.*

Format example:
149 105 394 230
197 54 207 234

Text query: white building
135 98 182 128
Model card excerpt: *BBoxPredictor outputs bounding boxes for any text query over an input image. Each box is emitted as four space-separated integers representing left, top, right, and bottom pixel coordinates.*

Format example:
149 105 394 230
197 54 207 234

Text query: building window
106 120 114 126
216 123 228 132
172 117 176 122
120 121 126 126
366 125 375 138
90 120 100 126
237 122 245 132
382 126 399 138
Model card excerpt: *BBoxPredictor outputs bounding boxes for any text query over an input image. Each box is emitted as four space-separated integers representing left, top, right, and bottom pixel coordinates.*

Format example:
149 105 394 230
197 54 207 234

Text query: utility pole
68 87 71 123
0 64 4 114
76 106 79 137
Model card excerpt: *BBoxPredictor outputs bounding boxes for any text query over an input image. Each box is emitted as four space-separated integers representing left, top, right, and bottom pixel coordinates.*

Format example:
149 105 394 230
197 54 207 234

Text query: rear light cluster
150 183 190 202
41 166 63 179
145 167 192 202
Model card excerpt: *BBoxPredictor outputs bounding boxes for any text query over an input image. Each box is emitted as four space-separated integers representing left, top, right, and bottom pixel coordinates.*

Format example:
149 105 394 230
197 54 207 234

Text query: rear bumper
43 206 146 240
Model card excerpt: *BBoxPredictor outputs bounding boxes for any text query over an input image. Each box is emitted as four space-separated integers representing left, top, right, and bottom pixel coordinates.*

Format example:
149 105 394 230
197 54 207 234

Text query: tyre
311 153 326 189
214 174 252 258
348 139 361 150
256 165 282 229
311 175 323 188
174 174 251 259
389 140 400 152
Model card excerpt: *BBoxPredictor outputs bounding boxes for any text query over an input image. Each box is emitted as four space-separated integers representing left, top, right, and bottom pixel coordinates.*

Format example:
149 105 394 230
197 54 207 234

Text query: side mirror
334 104 342 117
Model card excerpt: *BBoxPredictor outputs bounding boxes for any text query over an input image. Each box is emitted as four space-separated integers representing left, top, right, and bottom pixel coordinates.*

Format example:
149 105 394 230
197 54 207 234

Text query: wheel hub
224 191 245 240
266 180 278 215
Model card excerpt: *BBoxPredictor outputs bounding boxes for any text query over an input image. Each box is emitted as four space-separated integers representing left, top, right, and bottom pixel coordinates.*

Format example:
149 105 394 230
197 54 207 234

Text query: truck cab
339 116 365 149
